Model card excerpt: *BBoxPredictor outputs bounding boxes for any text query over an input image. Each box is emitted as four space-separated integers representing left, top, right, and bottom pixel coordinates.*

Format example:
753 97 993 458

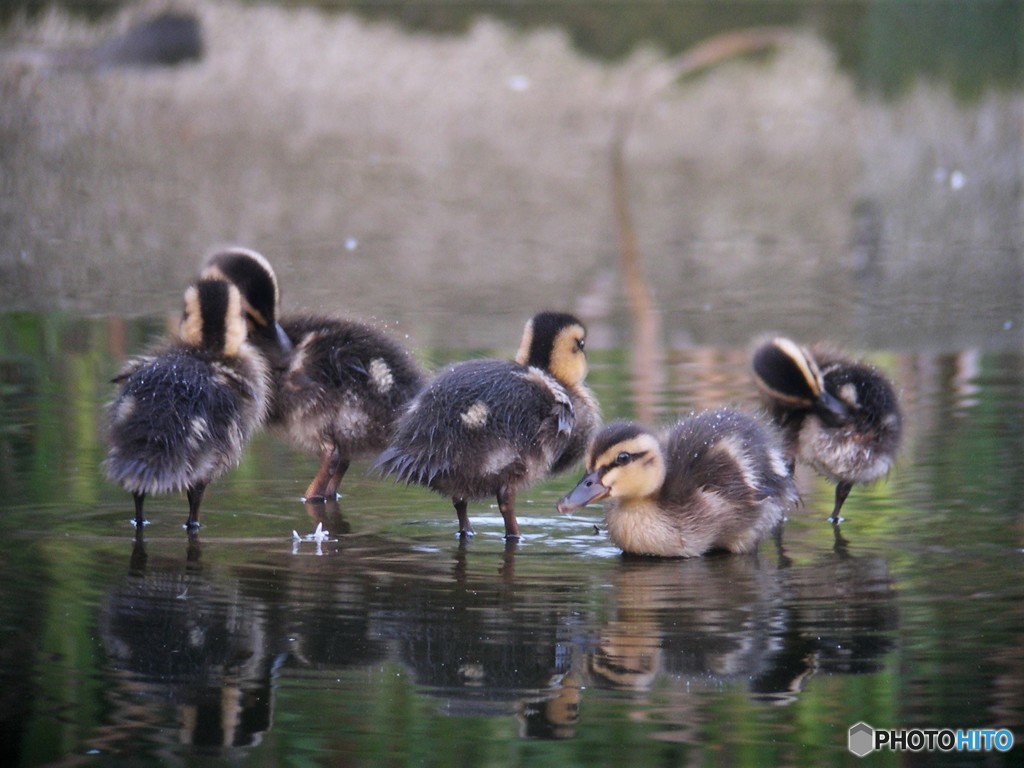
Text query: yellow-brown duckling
103 278 272 529
557 410 798 557
751 336 903 522
202 247 426 501
375 311 601 539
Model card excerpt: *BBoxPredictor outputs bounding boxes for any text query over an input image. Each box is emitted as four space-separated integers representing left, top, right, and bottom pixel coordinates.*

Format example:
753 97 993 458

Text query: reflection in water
96 531 276 754
587 548 897 721
2 304 1022 761
369 540 582 739
609 29 789 422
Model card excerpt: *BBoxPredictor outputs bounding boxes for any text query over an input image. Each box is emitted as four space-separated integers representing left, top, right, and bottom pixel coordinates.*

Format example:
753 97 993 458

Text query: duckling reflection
368 547 582 736
751 337 903 522
269 553 389 674
586 550 898 705
97 534 276 751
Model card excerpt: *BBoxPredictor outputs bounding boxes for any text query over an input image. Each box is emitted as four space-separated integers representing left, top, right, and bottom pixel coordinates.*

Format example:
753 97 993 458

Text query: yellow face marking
591 433 665 500
547 323 588 387
514 318 534 366
179 285 203 346
776 337 821 393
201 246 279 328
222 284 247 356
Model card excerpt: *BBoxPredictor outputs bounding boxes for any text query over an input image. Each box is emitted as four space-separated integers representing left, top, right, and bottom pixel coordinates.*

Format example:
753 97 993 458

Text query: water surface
1 1 1022 765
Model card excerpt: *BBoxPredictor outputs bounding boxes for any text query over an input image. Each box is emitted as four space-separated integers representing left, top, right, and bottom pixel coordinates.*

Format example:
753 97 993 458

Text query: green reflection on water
1 312 1022 766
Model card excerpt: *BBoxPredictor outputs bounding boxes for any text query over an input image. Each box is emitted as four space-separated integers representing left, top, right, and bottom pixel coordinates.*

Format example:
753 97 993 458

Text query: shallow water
1 311 1022 766
1 1 1023 765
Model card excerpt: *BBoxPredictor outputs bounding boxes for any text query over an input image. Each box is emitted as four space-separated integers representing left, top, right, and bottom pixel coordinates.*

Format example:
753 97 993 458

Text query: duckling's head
514 311 588 387
821 360 902 436
180 278 248 357
201 247 292 362
752 337 848 426
557 421 665 512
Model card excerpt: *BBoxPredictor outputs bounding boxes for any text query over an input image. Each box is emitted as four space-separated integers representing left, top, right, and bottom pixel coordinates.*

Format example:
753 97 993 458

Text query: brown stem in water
610 27 791 424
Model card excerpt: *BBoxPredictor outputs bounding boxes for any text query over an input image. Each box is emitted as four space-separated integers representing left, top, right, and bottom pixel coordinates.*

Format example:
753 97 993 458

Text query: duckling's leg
323 456 351 500
185 482 206 529
303 444 347 501
132 491 147 528
496 486 520 540
453 497 474 537
827 481 853 523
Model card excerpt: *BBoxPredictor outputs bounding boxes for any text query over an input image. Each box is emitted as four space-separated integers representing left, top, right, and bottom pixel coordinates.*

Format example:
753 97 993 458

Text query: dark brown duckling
103 278 271 529
202 247 425 500
557 411 798 557
751 336 903 522
374 311 601 539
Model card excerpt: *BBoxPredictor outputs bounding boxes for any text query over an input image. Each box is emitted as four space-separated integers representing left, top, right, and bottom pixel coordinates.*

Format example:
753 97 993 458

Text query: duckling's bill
557 470 610 513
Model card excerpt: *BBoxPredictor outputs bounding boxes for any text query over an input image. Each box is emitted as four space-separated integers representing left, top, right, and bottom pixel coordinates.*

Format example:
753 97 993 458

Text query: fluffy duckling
103 278 272 529
557 410 798 557
375 311 600 539
202 247 425 500
751 337 903 522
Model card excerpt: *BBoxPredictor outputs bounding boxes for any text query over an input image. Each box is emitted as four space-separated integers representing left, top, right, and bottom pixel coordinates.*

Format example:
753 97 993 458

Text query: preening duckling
203 247 425 500
751 337 903 522
103 278 272 529
557 410 798 557
375 311 600 539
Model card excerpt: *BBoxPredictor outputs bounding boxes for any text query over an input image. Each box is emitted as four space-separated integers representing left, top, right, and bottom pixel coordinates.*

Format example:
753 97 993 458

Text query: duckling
202 247 426 501
751 336 903 522
103 278 272 529
374 311 600 539
557 410 798 557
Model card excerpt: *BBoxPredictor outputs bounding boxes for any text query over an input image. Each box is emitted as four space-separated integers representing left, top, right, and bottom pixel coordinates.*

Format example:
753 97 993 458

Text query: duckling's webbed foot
185 483 206 529
827 481 853 524
497 486 520 540
453 497 474 537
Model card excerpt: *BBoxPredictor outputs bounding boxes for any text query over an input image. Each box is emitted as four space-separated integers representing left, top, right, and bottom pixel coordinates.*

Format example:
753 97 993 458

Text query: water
1 1 1022 766
1 313 1022 765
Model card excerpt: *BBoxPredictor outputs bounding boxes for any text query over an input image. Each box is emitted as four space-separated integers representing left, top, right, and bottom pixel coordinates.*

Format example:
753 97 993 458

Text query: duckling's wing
664 410 794 506
210 360 261 401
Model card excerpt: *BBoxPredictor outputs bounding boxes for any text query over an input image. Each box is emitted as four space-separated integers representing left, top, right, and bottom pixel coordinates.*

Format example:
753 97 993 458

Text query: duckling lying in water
375 311 600 539
103 278 273 529
557 410 798 557
202 247 425 501
751 336 903 522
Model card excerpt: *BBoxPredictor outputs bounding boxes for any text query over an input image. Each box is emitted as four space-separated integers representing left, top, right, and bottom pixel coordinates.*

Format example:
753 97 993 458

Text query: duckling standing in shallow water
375 311 600 539
557 410 798 557
202 247 425 501
103 278 272 529
751 337 903 522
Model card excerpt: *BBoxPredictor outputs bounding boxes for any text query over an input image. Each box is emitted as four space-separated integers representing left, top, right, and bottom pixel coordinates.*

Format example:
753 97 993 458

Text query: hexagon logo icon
848 722 875 757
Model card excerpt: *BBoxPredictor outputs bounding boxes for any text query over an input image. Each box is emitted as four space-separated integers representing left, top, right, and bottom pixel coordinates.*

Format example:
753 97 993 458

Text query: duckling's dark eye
576 338 585 353
614 451 631 466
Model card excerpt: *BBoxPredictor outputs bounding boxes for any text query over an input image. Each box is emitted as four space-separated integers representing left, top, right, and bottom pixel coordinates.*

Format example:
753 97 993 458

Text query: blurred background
2 0 1020 351
0 2 1022 766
